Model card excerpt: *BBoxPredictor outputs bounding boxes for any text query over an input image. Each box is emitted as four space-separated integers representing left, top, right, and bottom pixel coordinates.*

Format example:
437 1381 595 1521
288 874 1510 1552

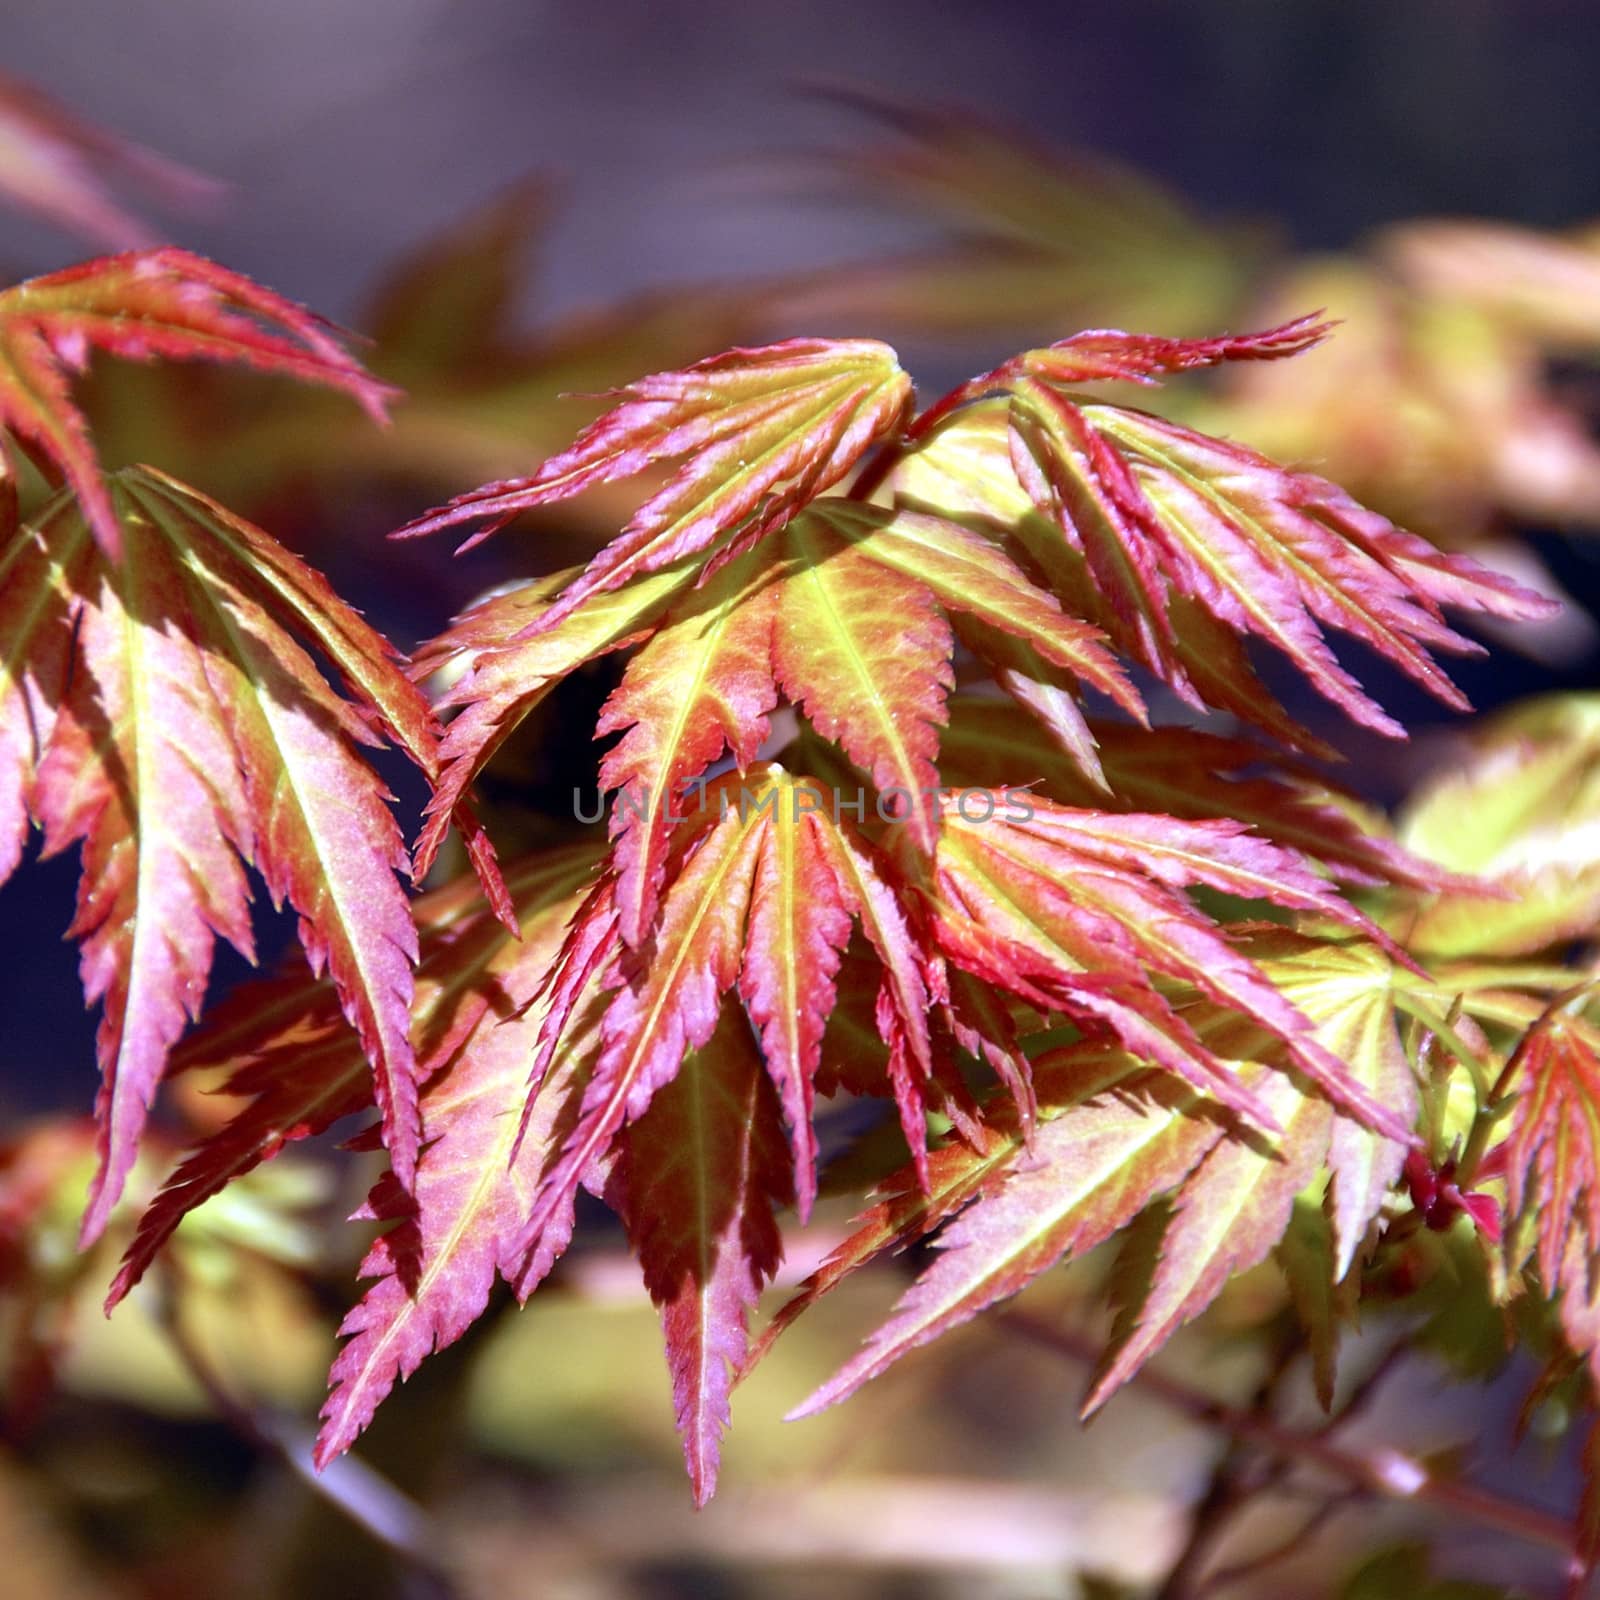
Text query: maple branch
1147 1321 1303 1600
1161 1330 1410 1596
1000 1310 1587 1584
1313 1331 1412 1438
1194 1486 1362 1596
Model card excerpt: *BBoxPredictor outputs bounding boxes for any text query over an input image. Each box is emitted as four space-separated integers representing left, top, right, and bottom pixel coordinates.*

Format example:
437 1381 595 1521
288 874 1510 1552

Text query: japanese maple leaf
516 765 943 1237
154 838 787 1498
749 1043 1180 1369
108 844 606 1310
787 1046 1233 1419
0 468 437 1241
580 489 1120 897
611 1003 793 1504
413 498 1133 913
1075 935 1417 1415
1501 991 1600 1300
1382 219 1600 350
396 337 915 607
315 847 607 1465
410 320 1536 913
1084 1046 1344 1408
889 324 1555 737
779 932 1423 1418
106 840 607 1467
916 789 1413 1138
0 74 221 250
520 763 1414 1275
0 248 391 556
132 809 881 1495
1005 325 1556 729
884 398 1326 757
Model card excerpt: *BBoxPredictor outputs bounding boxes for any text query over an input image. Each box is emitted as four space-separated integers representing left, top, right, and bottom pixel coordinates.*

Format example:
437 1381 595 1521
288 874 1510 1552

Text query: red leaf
111 848 601 1307
0 470 431 1240
1085 1064 1330 1410
892 331 1557 734
1015 316 1332 387
1502 995 1600 1292
614 1005 792 1504
924 793 1412 1140
312 847 604 1464
792 1060 1225 1419
514 788 768 1267
598 547 779 944
397 338 913 617
786 941 1422 1414
1074 403 1555 729
518 767 944 1264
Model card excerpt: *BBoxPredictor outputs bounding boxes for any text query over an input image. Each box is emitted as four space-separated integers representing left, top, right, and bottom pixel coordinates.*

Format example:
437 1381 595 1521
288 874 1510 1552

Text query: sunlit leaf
0 469 430 1240
314 846 603 1464
110 846 602 1308
398 338 914 607
613 1004 791 1504
1398 694 1600 958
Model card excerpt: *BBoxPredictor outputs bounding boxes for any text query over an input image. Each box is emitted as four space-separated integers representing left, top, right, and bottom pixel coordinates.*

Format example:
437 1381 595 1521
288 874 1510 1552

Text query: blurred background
4 1 1600 1595
7 0 1600 319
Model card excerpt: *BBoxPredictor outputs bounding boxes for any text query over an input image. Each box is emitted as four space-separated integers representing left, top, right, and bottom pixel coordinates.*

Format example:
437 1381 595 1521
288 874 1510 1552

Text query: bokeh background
3 2 1600 1596
8 0 1600 316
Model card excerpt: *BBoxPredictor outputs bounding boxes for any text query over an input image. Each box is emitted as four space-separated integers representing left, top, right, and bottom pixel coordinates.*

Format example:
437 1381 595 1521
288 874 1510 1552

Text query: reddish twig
1001 1309 1587 1590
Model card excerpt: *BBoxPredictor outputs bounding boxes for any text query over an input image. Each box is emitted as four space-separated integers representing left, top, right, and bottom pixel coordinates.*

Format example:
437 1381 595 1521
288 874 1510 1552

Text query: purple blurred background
5 0 1600 317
